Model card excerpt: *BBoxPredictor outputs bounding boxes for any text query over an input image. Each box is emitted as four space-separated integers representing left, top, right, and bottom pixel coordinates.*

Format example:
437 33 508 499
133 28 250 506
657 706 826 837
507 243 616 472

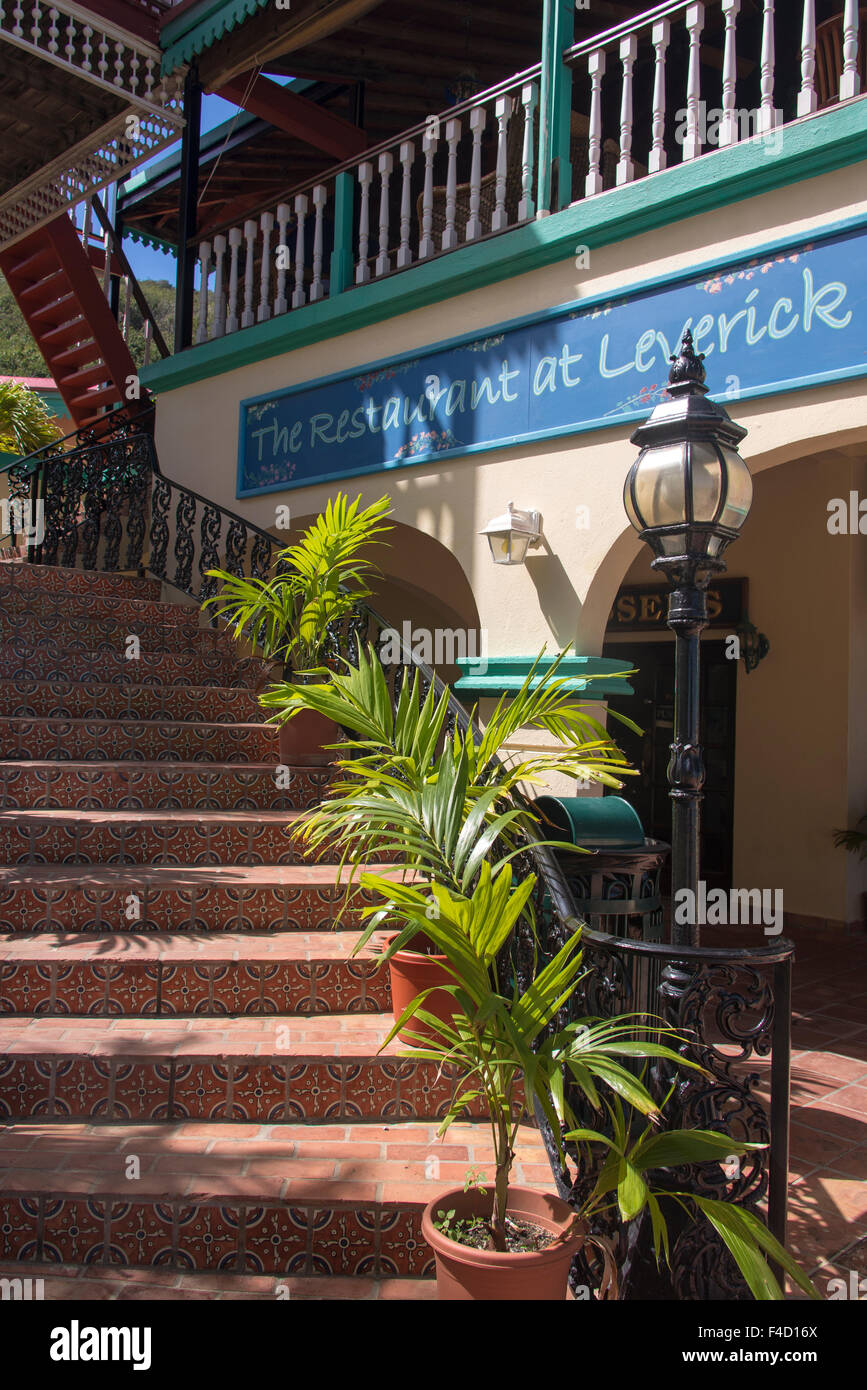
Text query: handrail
89 196 171 360
184 59 545 249
562 0 695 64
0 402 156 479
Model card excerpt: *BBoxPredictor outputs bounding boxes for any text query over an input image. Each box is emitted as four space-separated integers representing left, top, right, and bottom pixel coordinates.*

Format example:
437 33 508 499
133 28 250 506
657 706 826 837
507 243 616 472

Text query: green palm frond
202 493 392 668
0 381 62 456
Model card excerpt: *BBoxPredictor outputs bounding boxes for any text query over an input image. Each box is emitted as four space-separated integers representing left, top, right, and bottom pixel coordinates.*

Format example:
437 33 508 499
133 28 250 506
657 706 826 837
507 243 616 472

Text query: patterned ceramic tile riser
0 762 333 811
0 584 201 632
0 1121 552 1276
0 718 279 761
0 809 306 866
5 681 265 723
0 931 391 1016
0 643 254 688
0 563 162 602
0 864 380 933
0 613 234 657
0 1014 493 1122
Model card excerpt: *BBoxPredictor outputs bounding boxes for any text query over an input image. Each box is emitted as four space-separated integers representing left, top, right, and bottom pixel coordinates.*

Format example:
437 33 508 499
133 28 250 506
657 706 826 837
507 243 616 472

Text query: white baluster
841 0 861 99
465 104 486 240
585 50 606 196
241 219 256 328
102 230 111 297
375 152 393 276
397 140 414 267
197 242 211 343
143 56 155 102
113 40 124 88
129 51 139 97
274 204 290 315
226 226 242 334
310 185 326 301
292 193 308 308
82 23 92 70
617 35 638 184
758 0 777 134
258 211 273 321
440 118 461 249
12 1 23 37
81 196 92 249
64 14 74 62
97 32 109 82
419 128 437 259
719 1 741 146
491 95 513 231
211 234 226 337
683 4 705 161
649 20 670 172
356 161 373 283
518 82 538 219
30 1 41 46
121 274 131 341
47 6 58 53
798 0 818 116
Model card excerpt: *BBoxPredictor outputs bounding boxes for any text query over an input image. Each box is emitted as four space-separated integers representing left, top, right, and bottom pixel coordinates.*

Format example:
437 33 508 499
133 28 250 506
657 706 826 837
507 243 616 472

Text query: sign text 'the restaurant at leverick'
237 220 867 497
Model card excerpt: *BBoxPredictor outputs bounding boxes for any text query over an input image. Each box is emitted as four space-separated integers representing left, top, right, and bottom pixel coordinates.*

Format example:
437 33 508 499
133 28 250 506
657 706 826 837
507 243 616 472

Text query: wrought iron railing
6 414 794 1300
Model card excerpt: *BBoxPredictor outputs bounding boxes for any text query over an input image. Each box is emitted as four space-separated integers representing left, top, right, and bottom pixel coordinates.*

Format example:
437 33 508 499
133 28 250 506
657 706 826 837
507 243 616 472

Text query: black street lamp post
623 330 753 948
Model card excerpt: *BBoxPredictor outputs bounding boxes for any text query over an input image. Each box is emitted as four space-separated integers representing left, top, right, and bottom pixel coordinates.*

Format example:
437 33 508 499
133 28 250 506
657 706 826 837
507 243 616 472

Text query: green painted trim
454 654 635 698
160 0 272 74
126 227 179 258
329 171 354 297
141 101 867 397
538 0 574 214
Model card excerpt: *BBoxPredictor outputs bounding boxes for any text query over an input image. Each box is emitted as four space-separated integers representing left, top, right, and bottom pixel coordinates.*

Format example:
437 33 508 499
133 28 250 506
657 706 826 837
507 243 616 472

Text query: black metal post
666 581 708 948
174 65 202 354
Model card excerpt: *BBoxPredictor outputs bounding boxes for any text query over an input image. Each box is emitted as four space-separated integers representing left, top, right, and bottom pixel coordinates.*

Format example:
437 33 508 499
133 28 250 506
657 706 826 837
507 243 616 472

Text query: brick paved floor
777 927 867 1297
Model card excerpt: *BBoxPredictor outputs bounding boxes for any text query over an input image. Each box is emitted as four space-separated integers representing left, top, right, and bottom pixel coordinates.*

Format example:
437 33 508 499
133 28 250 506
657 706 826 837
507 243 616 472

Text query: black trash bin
533 795 669 942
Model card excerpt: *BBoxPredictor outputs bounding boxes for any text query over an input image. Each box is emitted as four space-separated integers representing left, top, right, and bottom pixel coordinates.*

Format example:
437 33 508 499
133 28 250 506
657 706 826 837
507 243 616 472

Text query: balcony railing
178 0 862 352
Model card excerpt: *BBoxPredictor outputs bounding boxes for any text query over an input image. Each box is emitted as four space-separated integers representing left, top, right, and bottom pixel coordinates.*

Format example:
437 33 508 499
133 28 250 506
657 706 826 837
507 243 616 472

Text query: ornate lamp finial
668 329 707 394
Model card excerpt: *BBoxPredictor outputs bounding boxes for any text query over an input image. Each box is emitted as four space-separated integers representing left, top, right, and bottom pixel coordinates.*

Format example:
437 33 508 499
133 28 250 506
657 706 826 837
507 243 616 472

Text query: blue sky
123 93 244 283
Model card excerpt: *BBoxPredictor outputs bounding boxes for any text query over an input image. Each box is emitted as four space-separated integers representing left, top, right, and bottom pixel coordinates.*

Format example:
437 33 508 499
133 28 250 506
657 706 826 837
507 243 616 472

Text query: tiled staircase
0 561 549 1300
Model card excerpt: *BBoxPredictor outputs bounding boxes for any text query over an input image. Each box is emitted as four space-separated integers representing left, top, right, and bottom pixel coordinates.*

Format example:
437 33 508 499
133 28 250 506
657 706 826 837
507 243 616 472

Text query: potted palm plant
358 864 819 1302
262 645 639 1033
833 810 867 928
203 493 391 763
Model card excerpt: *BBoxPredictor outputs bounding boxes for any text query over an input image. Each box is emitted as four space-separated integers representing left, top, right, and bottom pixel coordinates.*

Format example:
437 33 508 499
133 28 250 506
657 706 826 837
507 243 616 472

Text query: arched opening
588 437 867 932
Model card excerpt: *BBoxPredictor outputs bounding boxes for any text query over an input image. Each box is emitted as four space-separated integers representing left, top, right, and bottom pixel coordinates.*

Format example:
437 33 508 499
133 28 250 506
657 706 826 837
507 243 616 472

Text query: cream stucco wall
154 165 867 669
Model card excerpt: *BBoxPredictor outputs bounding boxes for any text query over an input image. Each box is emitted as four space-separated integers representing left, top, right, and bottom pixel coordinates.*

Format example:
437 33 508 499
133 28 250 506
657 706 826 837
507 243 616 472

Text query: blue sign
237 221 867 497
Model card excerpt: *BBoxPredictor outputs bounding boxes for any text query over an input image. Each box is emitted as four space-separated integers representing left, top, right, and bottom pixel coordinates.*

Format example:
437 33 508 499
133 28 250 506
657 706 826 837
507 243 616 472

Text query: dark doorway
602 639 737 893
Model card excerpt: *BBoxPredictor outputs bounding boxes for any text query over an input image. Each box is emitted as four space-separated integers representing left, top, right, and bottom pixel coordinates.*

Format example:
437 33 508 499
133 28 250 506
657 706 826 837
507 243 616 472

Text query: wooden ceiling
0 47 128 199
122 0 639 249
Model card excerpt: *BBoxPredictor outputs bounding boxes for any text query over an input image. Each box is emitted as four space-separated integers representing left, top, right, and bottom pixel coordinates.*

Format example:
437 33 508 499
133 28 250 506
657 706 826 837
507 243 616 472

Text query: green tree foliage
0 275 184 376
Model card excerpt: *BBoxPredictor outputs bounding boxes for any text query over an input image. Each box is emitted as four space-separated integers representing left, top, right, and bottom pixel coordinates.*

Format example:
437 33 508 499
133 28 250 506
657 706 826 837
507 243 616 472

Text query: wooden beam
197 0 387 90
215 72 366 160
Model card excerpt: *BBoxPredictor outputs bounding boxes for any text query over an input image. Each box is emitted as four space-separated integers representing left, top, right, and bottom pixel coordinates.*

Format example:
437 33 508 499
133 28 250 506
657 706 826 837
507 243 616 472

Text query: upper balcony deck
131 0 866 391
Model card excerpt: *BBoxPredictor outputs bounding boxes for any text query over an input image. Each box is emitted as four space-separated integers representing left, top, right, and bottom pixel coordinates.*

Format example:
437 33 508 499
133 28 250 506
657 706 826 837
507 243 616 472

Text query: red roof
0 376 59 390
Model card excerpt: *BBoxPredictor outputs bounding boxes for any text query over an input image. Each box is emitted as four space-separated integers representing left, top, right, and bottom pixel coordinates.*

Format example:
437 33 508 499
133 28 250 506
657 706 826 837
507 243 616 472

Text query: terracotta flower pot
387 932 456 1043
277 709 340 766
421 1184 584 1301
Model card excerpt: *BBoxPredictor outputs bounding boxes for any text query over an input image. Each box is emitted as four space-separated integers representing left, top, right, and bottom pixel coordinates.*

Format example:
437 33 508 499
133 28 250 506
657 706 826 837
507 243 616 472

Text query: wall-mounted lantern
480 502 543 566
